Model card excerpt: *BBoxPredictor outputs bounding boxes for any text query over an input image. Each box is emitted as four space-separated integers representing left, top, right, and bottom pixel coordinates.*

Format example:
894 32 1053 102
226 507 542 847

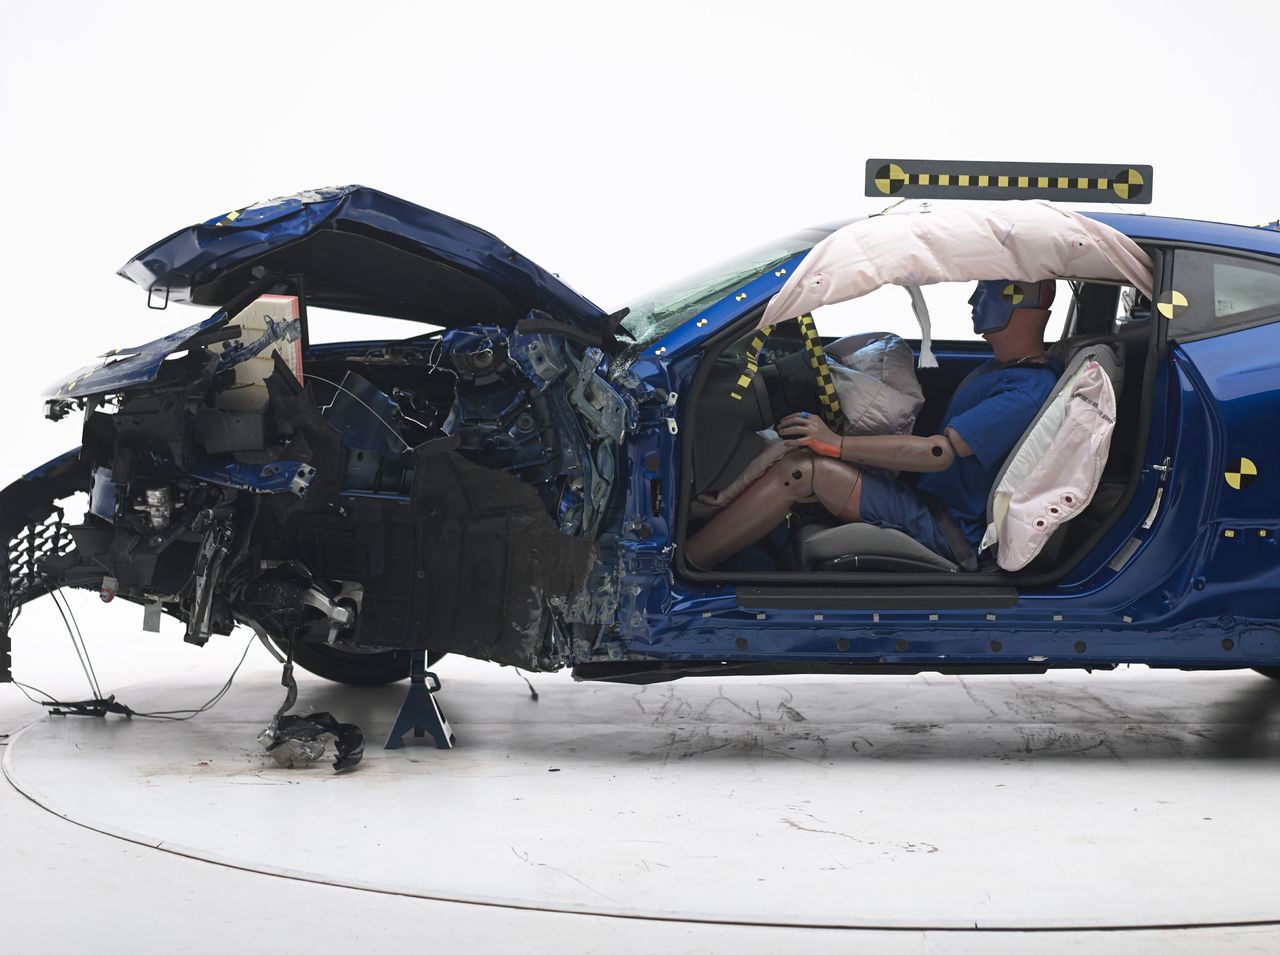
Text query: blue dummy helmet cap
969 279 1056 335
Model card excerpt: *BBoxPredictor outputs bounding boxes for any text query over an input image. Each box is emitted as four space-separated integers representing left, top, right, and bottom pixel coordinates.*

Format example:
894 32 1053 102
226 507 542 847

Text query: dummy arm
778 412 973 472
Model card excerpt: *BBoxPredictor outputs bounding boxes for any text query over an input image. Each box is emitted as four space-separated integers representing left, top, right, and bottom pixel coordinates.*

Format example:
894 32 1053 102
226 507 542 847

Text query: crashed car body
3 183 1280 689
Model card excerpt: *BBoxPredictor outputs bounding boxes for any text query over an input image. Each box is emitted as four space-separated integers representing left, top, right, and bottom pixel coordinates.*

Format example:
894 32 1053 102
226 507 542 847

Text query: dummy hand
778 411 842 458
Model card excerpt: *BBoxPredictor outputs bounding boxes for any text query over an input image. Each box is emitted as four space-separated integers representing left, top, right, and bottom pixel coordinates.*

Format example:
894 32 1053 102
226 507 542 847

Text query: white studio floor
3 602 1280 953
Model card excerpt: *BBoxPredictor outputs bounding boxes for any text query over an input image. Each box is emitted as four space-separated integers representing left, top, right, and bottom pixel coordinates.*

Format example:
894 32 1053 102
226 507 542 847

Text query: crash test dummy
684 279 1062 571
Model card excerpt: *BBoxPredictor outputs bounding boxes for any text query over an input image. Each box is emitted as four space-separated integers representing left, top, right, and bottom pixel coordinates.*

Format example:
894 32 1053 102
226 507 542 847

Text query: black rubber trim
737 585 1019 610
573 660 1087 684
516 314 612 351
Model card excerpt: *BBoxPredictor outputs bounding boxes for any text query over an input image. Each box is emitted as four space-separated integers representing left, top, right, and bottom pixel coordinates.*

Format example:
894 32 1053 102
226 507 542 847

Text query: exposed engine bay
2 286 633 684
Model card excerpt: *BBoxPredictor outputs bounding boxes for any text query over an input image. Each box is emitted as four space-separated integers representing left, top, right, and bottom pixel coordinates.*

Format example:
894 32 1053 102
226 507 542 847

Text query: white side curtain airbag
760 200 1154 330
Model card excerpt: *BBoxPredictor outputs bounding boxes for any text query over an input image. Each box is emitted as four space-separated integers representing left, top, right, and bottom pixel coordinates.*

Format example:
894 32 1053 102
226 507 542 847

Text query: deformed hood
119 185 608 331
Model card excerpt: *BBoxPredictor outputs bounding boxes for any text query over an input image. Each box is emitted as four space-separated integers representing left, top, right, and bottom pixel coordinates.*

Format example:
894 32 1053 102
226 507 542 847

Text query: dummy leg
685 450 864 569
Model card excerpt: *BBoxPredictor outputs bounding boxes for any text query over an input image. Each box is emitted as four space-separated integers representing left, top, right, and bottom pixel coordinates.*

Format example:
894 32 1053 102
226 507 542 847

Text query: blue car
4 182 1278 691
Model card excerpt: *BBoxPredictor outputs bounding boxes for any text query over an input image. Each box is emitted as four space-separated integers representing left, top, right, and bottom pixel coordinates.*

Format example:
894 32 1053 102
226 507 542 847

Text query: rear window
1168 250 1280 339
1213 260 1280 317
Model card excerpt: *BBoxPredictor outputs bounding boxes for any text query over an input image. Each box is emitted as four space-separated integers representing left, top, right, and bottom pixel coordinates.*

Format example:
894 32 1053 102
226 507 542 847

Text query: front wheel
273 639 445 686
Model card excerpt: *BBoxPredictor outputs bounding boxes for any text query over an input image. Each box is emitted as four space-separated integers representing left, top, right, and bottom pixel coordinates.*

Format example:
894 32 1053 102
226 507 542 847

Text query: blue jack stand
384 649 455 750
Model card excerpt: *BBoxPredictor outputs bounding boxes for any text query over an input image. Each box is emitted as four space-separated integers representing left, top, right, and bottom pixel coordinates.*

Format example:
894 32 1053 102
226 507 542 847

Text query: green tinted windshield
615 227 836 361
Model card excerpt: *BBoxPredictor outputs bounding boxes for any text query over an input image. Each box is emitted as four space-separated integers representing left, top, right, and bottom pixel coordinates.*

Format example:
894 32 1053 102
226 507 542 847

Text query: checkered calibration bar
865 160 1152 203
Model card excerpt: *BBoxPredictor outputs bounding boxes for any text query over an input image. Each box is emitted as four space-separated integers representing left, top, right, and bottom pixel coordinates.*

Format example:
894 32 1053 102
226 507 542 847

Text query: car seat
794 341 1124 574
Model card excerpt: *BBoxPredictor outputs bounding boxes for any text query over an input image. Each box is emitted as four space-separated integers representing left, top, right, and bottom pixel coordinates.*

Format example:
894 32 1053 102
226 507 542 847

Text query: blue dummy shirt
915 359 1061 549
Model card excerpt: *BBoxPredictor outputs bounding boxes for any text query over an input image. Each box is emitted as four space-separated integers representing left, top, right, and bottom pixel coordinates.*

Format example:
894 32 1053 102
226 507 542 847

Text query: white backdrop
1 0 1278 696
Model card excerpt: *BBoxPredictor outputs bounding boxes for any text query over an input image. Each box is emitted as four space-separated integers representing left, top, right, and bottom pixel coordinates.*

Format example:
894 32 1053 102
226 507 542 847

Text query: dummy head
968 279 1056 338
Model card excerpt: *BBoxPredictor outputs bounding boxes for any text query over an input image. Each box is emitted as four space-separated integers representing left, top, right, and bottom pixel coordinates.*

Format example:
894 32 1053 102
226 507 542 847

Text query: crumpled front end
0 451 86 682
4 285 632 682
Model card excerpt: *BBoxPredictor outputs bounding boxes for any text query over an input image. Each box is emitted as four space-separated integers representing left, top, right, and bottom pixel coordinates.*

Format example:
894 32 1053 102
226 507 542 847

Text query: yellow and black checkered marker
729 316 843 430
798 314 843 429
866 160 1152 204
1002 283 1025 306
1157 290 1189 320
1225 457 1258 490
729 325 775 402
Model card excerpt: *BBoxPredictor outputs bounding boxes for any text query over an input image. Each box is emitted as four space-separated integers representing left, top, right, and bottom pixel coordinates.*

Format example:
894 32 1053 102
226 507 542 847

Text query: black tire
274 640 445 687
1255 668 1280 681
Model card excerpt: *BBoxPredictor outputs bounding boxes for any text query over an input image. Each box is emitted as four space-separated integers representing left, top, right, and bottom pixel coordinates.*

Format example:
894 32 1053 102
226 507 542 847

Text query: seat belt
729 315 843 430
797 313 843 429
729 325 774 402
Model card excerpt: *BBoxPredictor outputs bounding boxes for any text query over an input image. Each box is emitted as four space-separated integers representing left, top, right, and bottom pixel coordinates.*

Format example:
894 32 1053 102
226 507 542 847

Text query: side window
1168 250 1280 340
1065 281 1149 338
814 281 1067 343
1115 287 1152 330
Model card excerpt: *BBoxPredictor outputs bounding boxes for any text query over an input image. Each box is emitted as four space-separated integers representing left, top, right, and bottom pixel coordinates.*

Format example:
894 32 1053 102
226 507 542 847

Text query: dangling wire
58 589 100 698
303 372 413 453
129 632 257 720
49 589 101 700
10 602 258 723
421 334 458 381
397 408 435 435
512 666 539 701
11 680 59 708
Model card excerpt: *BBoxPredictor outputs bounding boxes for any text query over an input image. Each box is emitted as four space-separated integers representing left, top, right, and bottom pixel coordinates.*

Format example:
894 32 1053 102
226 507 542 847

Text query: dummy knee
764 449 814 500
809 454 864 520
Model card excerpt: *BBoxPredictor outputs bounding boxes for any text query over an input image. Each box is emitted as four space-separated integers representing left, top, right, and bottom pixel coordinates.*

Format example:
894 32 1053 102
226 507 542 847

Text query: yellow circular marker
874 163 908 195
1157 289 1189 319
1112 168 1145 200
1002 283 1025 305
1224 457 1258 490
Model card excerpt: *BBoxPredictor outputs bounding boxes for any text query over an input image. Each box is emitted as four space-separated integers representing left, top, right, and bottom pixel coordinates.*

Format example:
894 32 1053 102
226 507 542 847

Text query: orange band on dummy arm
838 433 956 472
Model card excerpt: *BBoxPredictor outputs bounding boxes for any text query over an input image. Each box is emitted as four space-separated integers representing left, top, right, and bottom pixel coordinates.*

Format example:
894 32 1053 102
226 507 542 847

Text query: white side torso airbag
984 361 1117 570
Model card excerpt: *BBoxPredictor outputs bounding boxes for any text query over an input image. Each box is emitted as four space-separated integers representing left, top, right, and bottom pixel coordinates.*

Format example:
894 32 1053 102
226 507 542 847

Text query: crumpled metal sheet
259 711 365 773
